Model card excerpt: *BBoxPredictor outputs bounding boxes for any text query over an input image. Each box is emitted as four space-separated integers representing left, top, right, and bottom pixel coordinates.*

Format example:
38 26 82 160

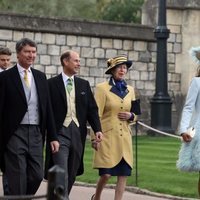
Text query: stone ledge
0 12 155 41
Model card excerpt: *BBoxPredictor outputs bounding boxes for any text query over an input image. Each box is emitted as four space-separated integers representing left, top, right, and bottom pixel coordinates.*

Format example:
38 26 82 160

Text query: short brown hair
0 47 12 56
16 38 37 53
60 50 71 67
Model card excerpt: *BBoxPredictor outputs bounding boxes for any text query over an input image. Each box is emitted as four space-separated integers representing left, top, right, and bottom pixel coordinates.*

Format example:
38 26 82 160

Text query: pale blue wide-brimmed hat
189 46 200 65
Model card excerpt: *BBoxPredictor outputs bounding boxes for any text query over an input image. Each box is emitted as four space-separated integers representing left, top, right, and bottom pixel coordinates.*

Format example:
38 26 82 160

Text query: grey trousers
4 125 43 195
53 122 83 200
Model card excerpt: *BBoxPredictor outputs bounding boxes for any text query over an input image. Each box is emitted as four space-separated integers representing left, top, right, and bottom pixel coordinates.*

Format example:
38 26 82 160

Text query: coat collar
54 74 67 104
10 65 43 105
10 65 27 104
55 74 81 106
109 77 129 99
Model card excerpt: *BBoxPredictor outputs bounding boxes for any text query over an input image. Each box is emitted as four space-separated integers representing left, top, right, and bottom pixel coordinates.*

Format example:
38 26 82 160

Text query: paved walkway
0 177 196 200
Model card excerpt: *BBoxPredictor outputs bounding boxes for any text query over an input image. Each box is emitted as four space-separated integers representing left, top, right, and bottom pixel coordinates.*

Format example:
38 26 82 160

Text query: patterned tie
66 78 73 93
24 70 30 88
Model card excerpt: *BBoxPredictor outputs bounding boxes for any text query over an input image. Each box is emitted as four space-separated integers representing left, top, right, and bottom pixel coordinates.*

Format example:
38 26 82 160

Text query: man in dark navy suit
0 38 59 195
46 50 103 200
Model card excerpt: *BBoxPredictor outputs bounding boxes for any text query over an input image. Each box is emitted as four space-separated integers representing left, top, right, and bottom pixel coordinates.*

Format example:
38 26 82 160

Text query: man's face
0 54 11 70
17 45 37 69
63 52 80 76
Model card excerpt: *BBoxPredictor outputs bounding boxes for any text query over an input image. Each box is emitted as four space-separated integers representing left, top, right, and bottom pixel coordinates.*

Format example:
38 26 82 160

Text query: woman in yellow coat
91 55 141 200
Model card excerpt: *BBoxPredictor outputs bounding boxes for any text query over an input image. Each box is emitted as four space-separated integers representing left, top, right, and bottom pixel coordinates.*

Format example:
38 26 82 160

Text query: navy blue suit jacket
45 74 102 176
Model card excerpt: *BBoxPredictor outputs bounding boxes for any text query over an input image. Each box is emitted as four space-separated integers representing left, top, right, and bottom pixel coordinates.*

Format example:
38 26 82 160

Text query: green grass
76 136 199 199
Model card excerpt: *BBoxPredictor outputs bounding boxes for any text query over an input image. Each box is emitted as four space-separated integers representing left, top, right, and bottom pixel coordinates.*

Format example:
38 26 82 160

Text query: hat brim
105 60 132 74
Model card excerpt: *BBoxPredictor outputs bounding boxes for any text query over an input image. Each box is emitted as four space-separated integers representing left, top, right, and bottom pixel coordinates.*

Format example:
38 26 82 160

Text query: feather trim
177 134 200 172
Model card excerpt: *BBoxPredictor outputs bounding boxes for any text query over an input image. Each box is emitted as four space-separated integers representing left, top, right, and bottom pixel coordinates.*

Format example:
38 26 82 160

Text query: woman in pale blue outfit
177 46 200 171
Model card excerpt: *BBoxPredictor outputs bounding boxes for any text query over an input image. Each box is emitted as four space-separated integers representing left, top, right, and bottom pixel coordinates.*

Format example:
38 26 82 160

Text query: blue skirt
99 158 132 176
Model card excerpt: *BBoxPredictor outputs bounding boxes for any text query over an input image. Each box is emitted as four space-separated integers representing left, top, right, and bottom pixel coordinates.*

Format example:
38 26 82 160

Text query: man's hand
50 141 60 153
181 133 192 142
91 131 103 151
95 131 103 142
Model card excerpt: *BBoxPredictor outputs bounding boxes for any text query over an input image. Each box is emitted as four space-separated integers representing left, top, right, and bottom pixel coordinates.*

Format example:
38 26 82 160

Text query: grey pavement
0 176 196 200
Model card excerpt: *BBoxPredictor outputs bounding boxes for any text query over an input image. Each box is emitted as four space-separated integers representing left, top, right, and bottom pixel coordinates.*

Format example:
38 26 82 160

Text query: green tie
66 78 73 93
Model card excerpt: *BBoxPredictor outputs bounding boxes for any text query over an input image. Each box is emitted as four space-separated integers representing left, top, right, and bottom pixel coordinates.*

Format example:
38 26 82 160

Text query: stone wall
142 0 200 130
0 12 182 131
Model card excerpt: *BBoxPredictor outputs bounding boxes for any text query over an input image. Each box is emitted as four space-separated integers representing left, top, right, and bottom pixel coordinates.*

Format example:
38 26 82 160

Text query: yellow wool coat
92 80 137 169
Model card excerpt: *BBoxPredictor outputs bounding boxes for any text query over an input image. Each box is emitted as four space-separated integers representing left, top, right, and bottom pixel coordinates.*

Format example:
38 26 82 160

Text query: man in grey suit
46 50 103 200
0 38 59 195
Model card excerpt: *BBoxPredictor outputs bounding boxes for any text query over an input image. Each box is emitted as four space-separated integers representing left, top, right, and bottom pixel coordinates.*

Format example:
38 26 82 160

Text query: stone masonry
0 9 187 131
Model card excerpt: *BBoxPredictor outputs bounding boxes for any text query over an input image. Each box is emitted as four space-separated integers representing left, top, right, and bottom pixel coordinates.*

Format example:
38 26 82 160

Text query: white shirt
61 72 74 88
0 67 9 72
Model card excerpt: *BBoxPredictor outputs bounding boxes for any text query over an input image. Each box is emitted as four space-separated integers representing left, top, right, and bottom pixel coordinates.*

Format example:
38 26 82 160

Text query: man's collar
62 72 74 83
17 63 31 73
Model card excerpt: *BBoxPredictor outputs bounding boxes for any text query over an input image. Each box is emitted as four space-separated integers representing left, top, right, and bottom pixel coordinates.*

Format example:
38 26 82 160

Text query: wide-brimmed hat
189 46 200 65
105 55 132 74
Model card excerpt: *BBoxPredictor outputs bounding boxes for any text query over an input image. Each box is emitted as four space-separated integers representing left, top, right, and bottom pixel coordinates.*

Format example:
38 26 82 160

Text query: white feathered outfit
177 77 200 171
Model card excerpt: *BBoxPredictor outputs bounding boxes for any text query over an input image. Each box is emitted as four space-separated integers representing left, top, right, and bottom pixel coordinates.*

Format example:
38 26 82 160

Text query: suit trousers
2 173 9 195
53 122 82 200
4 125 43 195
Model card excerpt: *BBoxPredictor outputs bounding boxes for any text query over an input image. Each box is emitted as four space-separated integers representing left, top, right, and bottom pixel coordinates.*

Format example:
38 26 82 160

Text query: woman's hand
91 140 100 151
91 132 103 151
118 112 132 121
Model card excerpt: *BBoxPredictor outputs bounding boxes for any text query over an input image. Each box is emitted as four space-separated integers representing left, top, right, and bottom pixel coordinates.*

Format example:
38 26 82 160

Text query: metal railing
134 121 181 186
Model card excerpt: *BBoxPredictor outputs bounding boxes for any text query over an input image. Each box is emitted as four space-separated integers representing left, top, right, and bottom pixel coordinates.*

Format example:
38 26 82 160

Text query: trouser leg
68 122 83 194
27 126 43 194
5 131 27 195
4 125 43 195
2 173 9 195
53 123 83 199
53 128 70 200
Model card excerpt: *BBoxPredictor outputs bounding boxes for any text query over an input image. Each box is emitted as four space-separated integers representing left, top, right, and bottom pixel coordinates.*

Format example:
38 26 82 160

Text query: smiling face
17 45 37 69
63 51 80 76
111 64 128 80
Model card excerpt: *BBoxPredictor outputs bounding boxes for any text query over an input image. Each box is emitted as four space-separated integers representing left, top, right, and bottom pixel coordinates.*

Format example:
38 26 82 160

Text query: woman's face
112 64 127 80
